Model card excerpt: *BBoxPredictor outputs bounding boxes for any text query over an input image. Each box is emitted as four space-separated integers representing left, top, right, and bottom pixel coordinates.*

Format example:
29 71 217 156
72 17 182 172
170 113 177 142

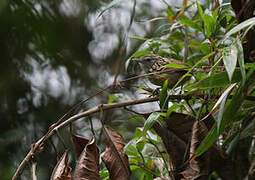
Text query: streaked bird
132 54 190 88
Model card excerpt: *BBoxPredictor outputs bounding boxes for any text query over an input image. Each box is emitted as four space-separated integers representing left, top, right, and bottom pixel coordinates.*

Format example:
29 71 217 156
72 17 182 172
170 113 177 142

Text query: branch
12 96 157 180
12 94 255 179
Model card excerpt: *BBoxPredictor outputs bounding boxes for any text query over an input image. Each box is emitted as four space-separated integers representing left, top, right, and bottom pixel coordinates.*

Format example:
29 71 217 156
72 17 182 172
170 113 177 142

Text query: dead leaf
72 134 90 158
181 121 209 179
102 126 131 180
50 150 72 180
152 122 186 179
74 137 100 180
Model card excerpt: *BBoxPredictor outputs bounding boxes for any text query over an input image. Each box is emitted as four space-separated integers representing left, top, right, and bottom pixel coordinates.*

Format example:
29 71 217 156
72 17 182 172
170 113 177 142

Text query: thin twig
129 163 159 177
137 148 145 164
124 106 144 115
183 27 189 63
88 116 96 137
185 100 196 117
147 138 170 176
12 97 156 180
197 98 207 120
49 138 58 157
55 129 67 149
11 94 255 179
31 162 37 180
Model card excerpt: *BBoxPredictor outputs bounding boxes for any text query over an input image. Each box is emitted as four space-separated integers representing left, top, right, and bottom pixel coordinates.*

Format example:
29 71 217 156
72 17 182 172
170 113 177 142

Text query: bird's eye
144 57 152 61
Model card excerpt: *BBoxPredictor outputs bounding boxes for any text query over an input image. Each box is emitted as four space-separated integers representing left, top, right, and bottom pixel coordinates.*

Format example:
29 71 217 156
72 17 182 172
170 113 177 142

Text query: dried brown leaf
164 112 214 143
181 121 209 180
165 112 196 143
153 122 186 179
145 112 214 179
74 137 100 180
72 134 90 159
50 150 72 180
102 126 131 180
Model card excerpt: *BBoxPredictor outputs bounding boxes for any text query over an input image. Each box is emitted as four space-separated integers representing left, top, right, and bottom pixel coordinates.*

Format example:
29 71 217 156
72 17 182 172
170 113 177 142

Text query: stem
12 94 255 179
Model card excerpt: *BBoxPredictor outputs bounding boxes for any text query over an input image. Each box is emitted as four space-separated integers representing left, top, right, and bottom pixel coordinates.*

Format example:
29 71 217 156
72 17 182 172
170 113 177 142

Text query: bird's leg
141 87 160 96
152 87 161 96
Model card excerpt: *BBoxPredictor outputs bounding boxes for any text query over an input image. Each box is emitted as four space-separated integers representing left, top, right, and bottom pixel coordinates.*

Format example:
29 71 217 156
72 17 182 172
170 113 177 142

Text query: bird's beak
131 57 141 63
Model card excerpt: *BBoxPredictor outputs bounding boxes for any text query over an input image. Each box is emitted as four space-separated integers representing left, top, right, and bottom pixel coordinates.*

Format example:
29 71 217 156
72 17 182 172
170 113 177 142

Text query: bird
132 54 190 88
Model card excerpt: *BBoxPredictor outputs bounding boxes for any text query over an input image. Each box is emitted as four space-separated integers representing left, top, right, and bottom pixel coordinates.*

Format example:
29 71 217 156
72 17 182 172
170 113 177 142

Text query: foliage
5 0 255 179
123 0 255 179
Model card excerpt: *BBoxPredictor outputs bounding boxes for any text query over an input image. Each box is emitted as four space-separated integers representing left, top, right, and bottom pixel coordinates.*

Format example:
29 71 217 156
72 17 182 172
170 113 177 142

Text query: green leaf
135 128 143 137
131 167 146 179
240 119 255 139
201 83 236 125
236 38 246 84
196 2 215 37
166 7 175 20
217 93 228 133
159 80 168 109
197 70 242 88
132 50 151 58
174 51 215 89
166 104 180 118
222 131 239 149
196 123 218 156
224 17 255 40
143 112 161 135
196 87 244 156
98 0 124 18
223 45 238 81
125 145 139 156
200 43 211 54
196 2 204 19
107 94 117 104
136 141 145 152
161 62 188 69
179 16 202 32
218 88 243 133
226 132 240 155
128 36 149 41
136 85 147 91
100 168 109 179
246 62 255 80
203 14 216 38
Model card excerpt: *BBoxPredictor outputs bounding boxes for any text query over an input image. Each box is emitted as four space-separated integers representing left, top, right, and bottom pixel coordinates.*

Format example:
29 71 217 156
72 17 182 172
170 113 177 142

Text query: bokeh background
0 0 183 179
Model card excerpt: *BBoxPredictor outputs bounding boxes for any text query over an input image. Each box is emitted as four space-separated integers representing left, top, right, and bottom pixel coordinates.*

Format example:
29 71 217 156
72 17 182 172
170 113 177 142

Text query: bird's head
132 54 161 71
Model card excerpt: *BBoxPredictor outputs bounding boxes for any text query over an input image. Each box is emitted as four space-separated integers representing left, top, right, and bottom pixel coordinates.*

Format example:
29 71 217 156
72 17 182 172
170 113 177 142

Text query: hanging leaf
203 14 216 38
196 2 204 19
196 86 244 157
72 134 90 159
217 94 228 134
50 150 72 180
179 16 203 32
236 38 246 84
240 119 255 139
152 121 186 179
226 132 240 155
143 112 161 135
161 63 188 69
74 137 100 180
97 0 124 18
166 103 180 118
224 17 255 40
200 83 236 127
223 45 238 81
197 70 242 89
102 126 131 180
181 121 210 179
